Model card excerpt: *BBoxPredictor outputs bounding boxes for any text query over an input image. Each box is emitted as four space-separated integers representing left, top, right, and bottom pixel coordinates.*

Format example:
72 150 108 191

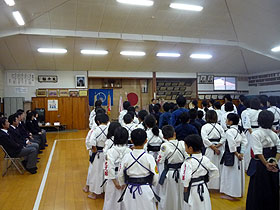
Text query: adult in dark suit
0 117 38 174
8 114 39 152
16 110 44 150
149 98 157 114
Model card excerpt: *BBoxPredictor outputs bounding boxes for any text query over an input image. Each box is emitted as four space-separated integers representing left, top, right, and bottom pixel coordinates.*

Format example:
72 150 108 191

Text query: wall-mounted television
214 77 236 91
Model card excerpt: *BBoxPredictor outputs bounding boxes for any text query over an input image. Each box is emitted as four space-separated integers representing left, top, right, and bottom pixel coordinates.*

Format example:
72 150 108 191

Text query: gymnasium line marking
33 137 84 210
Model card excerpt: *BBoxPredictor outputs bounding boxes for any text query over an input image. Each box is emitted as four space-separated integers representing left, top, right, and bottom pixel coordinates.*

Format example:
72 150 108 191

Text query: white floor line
33 140 57 210
57 138 85 141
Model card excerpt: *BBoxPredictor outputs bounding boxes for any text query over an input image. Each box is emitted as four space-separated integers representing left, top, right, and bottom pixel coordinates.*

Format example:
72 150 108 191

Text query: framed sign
79 90 88 96
48 100 58 111
36 89 47 97
199 75 214 84
48 89 58 97
75 75 86 88
59 89 69 97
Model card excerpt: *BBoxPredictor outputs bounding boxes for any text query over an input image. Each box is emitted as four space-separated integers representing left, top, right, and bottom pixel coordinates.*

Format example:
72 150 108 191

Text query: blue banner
89 89 113 106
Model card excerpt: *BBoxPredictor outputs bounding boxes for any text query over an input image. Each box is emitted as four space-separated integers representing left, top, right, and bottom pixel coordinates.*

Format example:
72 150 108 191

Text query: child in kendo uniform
123 114 136 143
87 114 109 199
181 134 219 210
201 110 225 190
103 127 132 210
157 125 186 210
220 113 247 200
241 97 261 171
118 128 159 210
267 96 280 131
89 100 102 129
135 110 148 130
103 122 121 156
83 113 104 194
246 110 280 210
119 101 131 126
144 115 164 159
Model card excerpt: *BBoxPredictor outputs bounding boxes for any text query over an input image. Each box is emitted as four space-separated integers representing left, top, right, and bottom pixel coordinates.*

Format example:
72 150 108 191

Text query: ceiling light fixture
271 46 280 52
37 48 67 54
81 50 108 55
190 54 212 59
120 51 146 56
116 0 154 7
4 0 15 6
156 52 181 57
12 11 25 26
169 3 203 11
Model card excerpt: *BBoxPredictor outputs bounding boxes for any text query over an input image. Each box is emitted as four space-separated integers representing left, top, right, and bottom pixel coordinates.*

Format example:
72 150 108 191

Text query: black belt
118 174 160 202
251 125 259 128
159 162 183 185
209 138 220 143
147 145 161 152
96 146 104 150
273 121 279 125
184 176 208 203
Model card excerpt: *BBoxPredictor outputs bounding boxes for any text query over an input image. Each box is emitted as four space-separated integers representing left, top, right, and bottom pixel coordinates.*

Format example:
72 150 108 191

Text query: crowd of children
83 94 280 210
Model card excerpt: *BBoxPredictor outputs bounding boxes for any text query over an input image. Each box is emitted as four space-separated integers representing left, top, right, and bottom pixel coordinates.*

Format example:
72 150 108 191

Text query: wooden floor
0 130 247 210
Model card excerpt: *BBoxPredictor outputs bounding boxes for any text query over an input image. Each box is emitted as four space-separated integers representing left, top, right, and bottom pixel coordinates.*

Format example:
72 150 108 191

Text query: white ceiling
0 0 279 74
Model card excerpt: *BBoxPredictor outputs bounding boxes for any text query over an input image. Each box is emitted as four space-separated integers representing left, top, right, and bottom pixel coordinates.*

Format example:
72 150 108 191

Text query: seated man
16 110 44 150
0 117 38 174
8 114 40 153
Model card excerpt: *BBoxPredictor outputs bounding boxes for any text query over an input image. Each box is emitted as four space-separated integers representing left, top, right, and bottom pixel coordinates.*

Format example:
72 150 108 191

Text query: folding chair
0 145 25 176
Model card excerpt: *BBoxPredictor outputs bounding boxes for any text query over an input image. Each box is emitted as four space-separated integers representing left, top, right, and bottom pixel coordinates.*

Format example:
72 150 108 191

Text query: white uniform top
103 137 114 156
221 103 238 114
157 140 186 164
89 110 96 129
251 128 280 155
181 153 219 187
241 108 261 129
146 128 164 146
198 108 206 121
267 106 280 125
118 149 159 186
134 122 145 130
133 117 140 125
89 124 108 148
201 123 226 147
85 128 95 150
105 145 132 179
123 123 137 141
221 111 236 130
209 106 214 111
214 109 223 124
118 110 128 126
226 125 247 154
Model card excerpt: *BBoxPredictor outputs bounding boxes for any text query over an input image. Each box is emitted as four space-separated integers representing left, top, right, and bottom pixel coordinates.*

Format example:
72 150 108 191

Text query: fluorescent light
170 3 203 11
37 48 67 54
4 0 15 6
117 0 154 6
271 46 280 52
190 54 212 59
81 50 108 55
156 52 181 57
12 11 25 26
120 51 146 56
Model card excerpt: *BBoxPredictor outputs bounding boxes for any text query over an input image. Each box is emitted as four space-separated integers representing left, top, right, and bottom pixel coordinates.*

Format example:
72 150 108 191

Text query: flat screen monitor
214 77 236 91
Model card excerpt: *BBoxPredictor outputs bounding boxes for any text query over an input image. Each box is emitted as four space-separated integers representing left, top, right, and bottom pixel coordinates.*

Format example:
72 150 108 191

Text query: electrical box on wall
38 75 58 83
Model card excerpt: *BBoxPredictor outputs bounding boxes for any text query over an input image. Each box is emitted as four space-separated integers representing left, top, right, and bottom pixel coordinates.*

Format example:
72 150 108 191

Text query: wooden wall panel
72 97 89 130
32 97 89 130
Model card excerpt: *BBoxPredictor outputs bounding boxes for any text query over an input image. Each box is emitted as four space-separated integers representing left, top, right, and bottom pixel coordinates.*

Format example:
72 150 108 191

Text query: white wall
0 66 4 100
4 70 87 101
249 84 280 95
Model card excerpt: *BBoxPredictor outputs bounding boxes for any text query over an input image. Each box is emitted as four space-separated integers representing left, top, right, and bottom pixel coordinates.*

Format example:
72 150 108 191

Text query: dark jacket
32 119 41 133
18 122 30 139
25 121 39 135
8 126 26 147
175 123 198 141
0 130 22 157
